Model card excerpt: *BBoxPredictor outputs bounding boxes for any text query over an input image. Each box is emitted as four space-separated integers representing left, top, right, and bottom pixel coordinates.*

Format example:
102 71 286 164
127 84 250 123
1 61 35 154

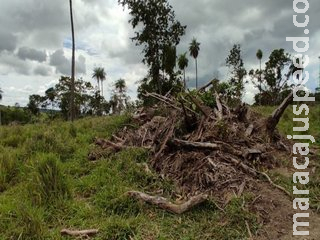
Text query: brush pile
90 86 294 206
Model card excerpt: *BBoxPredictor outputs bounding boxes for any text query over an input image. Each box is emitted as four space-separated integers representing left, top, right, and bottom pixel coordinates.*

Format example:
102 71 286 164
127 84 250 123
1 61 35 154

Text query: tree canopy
118 0 186 94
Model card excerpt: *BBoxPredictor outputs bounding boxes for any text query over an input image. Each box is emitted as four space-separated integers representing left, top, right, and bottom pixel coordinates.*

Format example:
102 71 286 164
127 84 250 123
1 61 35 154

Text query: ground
0 105 319 239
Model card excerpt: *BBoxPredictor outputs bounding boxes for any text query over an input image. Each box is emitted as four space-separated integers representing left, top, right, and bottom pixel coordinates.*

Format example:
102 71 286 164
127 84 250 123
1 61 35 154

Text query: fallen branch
127 191 208 214
60 229 99 237
95 138 125 152
169 139 220 150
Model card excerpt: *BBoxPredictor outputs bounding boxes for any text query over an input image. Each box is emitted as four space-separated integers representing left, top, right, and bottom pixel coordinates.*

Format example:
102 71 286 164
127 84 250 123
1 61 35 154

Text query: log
127 191 208 214
266 91 293 136
61 229 99 237
169 138 220 150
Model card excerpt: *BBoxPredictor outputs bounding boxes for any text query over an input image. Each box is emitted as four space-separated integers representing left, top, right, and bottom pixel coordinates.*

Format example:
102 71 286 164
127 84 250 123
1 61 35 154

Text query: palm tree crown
189 38 200 89
115 78 126 93
178 52 188 88
92 67 106 96
189 38 200 59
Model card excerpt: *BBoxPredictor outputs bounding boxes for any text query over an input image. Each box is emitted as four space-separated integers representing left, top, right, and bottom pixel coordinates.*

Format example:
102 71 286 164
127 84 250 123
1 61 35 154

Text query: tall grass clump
29 153 71 205
0 149 19 191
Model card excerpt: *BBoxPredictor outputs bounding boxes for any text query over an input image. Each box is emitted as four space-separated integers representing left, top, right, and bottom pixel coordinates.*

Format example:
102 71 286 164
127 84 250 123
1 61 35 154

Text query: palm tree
92 67 106 96
189 38 200 89
45 87 56 117
256 49 263 105
114 79 126 114
115 78 126 94
69 0 75 121
178 52 188 89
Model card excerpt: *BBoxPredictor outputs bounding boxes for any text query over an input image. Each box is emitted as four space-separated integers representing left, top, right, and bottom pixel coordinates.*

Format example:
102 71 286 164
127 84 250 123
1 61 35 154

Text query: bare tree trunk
266 91 293 136
195 58 198 89
101 80 103 97
69 0 76 121
184 69 186 89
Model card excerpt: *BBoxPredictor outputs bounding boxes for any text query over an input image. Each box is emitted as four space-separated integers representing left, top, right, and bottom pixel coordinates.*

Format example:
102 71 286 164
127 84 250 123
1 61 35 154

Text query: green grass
0 105 318 239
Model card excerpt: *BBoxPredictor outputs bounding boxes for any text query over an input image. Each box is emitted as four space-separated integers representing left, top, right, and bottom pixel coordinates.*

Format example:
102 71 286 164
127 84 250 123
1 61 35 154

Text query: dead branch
198 80 214 92
266 91 293 136
257 171 291 197
95 138 125 152
245 124 254 137
169 139 220 150
60 229 99 237
127 191 208 214
225 156 257 177
187 94 212 118
143 92 181 111
154 122 175 160
214 92 223 120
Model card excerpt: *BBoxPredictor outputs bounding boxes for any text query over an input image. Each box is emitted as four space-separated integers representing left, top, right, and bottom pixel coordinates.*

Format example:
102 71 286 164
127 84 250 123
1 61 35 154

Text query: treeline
0 76 132 125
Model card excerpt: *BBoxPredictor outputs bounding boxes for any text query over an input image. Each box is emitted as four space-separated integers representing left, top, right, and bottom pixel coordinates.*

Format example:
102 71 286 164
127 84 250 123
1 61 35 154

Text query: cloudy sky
0 0 319 106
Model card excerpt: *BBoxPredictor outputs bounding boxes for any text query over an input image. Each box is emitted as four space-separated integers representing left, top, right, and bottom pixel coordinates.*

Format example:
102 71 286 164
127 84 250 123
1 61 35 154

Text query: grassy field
0 105 319 239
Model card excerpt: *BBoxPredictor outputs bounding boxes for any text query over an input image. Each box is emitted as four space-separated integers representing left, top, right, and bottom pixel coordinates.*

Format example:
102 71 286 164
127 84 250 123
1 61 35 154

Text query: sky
0 0 319 106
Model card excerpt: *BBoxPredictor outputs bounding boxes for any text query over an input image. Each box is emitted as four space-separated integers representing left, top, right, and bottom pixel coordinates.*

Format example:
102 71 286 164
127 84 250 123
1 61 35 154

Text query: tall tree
113 78 127 114
177 52 188 89
118 0 186 95
225 44 247 99
189 38 200 89
256 49 263 105
69 0 76 121
45 87 56 117
264 49 292 105
92 67 106 96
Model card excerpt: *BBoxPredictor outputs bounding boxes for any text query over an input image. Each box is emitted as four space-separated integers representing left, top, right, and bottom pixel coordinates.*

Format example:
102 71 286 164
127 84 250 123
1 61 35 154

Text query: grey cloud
49 49 86 75
0 53 31 75
34 65 52 76
50 49 70 75
0 31 17 52
17 47 47 62
77 55 86 74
